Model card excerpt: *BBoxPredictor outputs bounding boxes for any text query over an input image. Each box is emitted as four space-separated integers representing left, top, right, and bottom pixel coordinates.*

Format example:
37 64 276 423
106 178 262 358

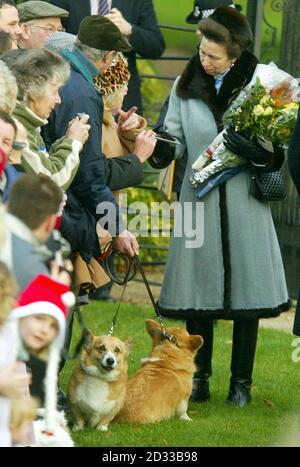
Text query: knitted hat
94 53 131 95
18 1 69 23
45 31 76 55
78 15 132 53
199 6 253 51
11 274 75 350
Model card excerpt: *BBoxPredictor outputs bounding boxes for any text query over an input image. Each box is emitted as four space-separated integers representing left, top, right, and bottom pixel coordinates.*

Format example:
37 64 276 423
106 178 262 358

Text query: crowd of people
0 0 299 447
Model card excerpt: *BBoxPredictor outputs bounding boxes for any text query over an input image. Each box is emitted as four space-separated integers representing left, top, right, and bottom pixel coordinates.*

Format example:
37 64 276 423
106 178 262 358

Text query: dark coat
26 354 47 405
50 0 165 114
60 151 144 262
288 108 300 336
45 49 124 236
288 109 300 195
43 49 144 260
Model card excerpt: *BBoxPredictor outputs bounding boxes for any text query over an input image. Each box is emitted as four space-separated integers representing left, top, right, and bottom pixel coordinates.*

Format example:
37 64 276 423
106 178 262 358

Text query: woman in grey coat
157 7 290 407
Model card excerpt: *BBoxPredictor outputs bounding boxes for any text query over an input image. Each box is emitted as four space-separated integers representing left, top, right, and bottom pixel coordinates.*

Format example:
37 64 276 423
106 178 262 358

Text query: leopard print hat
94 52 131 96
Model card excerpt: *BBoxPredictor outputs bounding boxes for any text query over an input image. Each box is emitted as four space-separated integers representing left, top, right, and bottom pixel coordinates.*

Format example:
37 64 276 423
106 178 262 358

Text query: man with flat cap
17 0 69 48
50 0 165 115
45 15 157 259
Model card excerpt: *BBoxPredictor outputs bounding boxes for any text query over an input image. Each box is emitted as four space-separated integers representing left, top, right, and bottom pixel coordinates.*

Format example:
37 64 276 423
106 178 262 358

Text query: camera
46 229 71 268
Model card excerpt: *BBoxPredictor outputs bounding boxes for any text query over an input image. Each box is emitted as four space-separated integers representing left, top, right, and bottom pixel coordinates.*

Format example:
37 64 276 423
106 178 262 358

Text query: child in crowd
11 274 75 408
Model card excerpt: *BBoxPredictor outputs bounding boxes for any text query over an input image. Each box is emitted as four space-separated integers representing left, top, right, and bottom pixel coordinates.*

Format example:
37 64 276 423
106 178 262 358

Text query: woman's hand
0 363 31 398
66 114 91 145
118 107 139 131
50 260 73 286
223 128 284 171
223 128 272 165
133 130 157 163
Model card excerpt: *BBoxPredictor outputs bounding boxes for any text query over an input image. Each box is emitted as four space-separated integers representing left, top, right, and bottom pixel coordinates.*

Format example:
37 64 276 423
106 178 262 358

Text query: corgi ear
188 335 204 352
145 319 162 336
125 337 133 353
84 332 93 352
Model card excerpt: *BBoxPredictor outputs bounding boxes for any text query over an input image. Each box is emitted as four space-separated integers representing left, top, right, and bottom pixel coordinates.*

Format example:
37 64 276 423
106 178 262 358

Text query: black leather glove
223 127 284 171
148 131 177 170
223 127 271 164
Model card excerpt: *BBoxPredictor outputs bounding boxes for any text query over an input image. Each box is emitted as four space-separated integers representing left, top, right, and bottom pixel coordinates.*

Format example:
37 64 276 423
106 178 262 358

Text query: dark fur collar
176 50 258 125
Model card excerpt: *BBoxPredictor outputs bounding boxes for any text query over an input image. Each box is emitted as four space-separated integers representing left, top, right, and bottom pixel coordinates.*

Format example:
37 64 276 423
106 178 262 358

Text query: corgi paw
179 413 192 422
73 423 84 432
97 425 108 432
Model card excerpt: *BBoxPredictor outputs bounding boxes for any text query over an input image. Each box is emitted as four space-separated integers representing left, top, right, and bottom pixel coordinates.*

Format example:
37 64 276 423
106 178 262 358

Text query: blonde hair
0 59 18 113
10 397 38 431
103 87 126 113
0 260 16 327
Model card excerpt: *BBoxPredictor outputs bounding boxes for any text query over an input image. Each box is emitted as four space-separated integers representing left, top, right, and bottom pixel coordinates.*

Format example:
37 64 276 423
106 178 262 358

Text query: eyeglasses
29 24 65 35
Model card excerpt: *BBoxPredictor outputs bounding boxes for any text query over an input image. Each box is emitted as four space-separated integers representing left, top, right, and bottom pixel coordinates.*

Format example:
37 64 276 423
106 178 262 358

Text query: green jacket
13 102 82 190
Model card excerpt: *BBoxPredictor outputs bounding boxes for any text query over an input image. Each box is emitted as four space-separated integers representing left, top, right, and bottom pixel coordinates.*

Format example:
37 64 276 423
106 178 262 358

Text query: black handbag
249 168 287 202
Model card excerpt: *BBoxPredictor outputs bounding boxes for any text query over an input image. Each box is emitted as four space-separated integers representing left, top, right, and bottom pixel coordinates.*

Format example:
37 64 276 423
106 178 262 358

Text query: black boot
226 319 259 407
187 319 214 402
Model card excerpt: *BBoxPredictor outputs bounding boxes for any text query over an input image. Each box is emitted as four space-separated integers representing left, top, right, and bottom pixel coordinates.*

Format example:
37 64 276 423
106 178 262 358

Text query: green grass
60 301 300 447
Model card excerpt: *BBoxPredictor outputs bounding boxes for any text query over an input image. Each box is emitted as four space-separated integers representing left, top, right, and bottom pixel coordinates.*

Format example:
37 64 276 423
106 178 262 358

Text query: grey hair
1 48 70 103
75 38 109 62
0 59 17 113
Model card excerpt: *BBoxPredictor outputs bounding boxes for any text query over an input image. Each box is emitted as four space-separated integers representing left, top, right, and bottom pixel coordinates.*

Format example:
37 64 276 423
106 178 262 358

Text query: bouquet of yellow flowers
189 63 299 190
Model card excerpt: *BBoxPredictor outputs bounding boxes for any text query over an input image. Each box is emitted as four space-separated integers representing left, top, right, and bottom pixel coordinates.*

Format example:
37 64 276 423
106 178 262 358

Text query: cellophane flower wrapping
189 63 299 189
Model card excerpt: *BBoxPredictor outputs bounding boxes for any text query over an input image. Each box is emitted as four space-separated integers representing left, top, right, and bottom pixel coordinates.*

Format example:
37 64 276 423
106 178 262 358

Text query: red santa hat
11 274 75 350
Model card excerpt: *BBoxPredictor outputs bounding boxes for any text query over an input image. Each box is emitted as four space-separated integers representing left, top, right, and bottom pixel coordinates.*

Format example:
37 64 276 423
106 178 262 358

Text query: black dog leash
102 244 174 342
61 304 90 361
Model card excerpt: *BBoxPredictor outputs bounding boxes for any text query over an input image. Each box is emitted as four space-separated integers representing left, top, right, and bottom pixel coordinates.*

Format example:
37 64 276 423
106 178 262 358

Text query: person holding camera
1 48 90 191
6 173 71 292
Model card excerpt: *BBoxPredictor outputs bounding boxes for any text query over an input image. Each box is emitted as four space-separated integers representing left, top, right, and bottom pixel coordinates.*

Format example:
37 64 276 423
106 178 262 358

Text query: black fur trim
176 50 258 126
157 300 291 322
219 183 231 313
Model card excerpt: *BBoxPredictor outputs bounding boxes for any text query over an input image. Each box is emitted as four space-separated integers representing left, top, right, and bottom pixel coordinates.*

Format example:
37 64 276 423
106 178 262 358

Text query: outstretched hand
118 106 139 131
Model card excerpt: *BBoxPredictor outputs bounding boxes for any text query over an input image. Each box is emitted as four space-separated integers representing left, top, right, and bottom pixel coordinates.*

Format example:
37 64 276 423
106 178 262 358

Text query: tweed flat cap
45 31 76 54
78 15 132 54
18 1 69 23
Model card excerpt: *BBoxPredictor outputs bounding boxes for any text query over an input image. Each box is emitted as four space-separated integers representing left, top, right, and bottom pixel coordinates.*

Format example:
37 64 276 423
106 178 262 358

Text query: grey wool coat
158 51 290 321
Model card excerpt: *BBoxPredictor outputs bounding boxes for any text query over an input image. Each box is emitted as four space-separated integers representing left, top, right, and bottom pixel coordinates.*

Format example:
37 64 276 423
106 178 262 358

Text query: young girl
11 274 75 407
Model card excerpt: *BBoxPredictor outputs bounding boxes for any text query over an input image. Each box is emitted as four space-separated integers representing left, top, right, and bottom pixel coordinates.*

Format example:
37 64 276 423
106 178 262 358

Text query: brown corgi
68 334 132 431
116 319 203 424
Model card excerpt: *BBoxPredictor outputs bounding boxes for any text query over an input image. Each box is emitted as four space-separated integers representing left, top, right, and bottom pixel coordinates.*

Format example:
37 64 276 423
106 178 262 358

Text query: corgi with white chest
68 334 132 432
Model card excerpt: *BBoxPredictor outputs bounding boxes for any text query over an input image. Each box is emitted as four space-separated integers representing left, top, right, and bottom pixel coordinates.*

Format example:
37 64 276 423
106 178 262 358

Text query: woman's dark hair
198 6 253 59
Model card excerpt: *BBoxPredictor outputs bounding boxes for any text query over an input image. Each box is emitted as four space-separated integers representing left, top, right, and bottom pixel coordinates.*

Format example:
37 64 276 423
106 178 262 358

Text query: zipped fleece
13 102 82 190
